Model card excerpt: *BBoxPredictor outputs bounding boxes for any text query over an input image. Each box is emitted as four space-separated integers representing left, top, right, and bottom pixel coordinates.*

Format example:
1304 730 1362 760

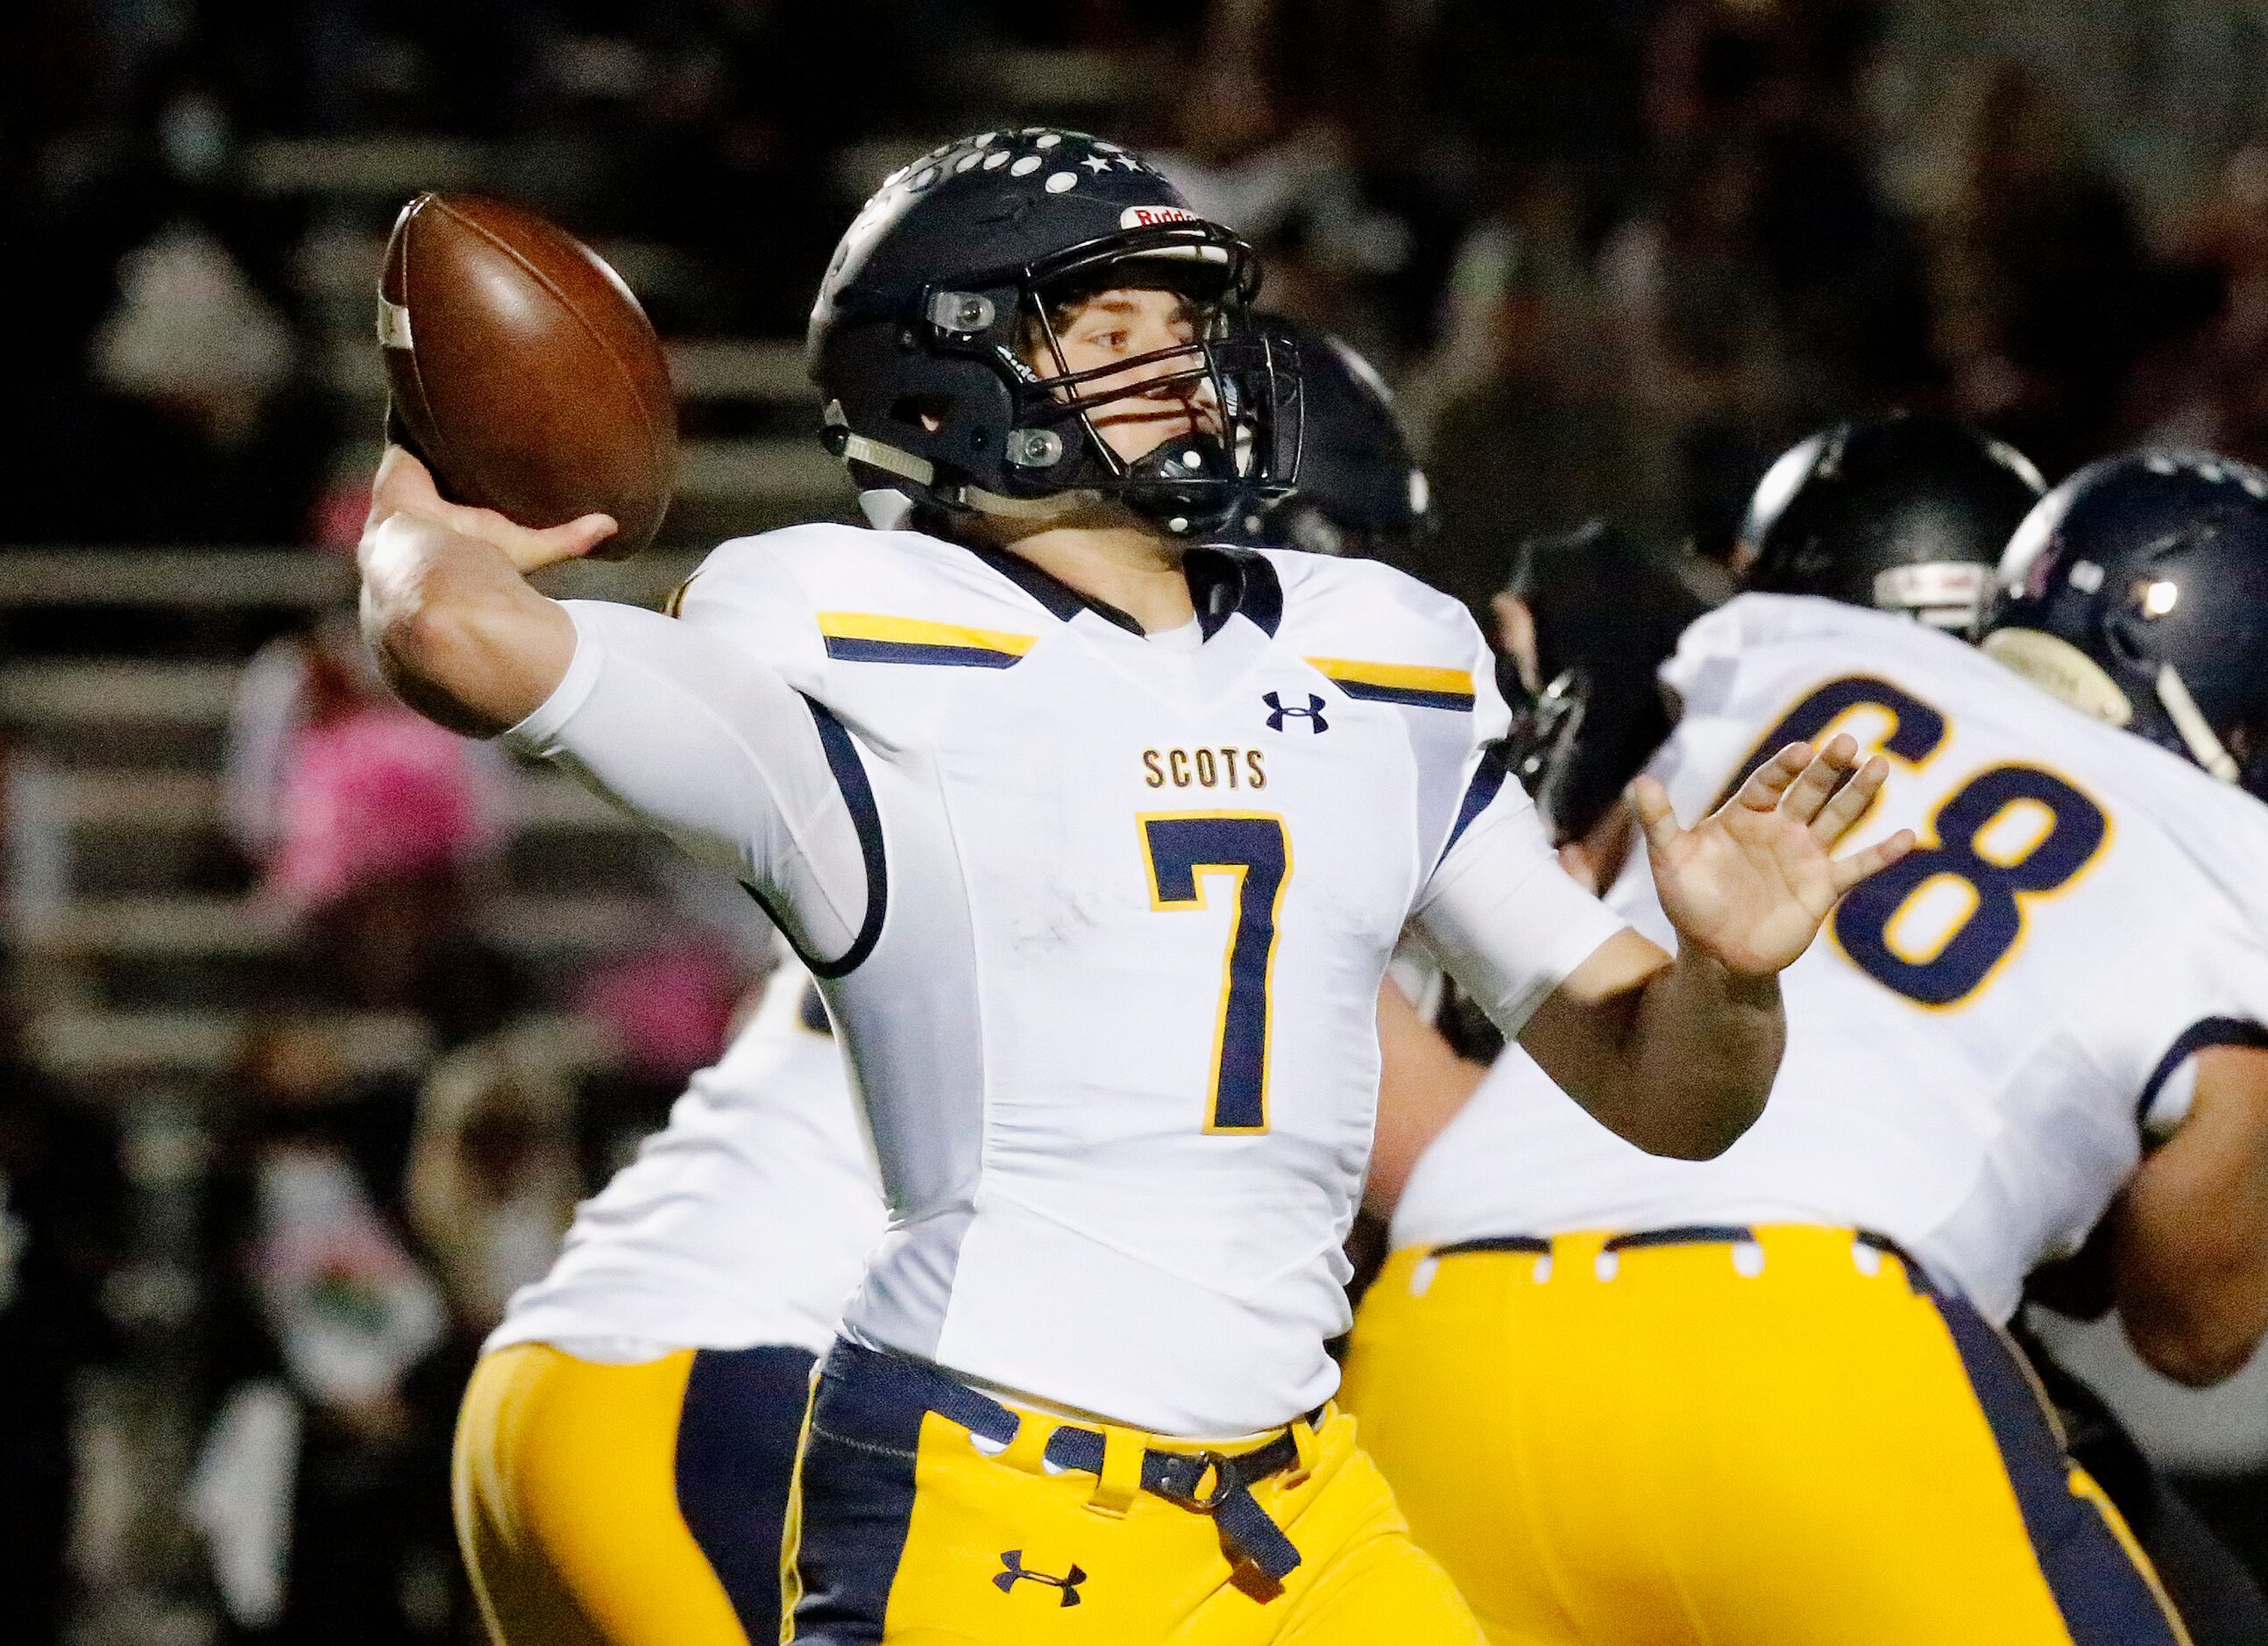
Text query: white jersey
508 522 1622 1433
485 956 885 1359
1395 593 2268 1322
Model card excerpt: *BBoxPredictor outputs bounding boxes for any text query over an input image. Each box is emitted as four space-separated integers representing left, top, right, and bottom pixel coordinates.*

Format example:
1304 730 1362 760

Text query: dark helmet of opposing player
808 128 1297 539
1982 450 2268 801
1501 522 1726 842
1737 414 2045 630
1230 316 1431 562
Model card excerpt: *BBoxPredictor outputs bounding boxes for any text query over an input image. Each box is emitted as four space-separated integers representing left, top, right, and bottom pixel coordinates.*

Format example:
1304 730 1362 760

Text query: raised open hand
1632 734 1915 980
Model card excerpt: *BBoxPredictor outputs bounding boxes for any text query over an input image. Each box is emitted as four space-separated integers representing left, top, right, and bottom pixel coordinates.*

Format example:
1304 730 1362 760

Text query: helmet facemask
911 222 1301 536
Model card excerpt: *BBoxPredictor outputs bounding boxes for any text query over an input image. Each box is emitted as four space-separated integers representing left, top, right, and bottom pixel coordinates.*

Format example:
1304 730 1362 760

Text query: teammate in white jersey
1344 446 2268 1645
456 953 883 1646
449 317 1442 1646
365 128 1910 1645
1733 418 2268 1642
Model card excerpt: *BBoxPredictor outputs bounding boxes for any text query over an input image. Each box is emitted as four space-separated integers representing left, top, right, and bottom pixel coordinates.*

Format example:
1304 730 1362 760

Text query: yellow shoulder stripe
1304 656 1475 696
816 612 1038 656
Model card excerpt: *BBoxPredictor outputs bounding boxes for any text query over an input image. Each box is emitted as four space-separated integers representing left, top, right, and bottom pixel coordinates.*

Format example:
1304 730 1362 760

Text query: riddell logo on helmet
1120 206 1199 228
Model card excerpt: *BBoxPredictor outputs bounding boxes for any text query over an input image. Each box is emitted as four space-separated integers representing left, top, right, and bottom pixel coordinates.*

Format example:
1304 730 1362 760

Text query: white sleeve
1410 757 1631 1038
506 600 876 968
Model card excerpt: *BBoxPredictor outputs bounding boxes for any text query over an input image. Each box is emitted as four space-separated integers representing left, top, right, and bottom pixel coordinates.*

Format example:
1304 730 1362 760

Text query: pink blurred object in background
574 938 743 1082
265 704 501 914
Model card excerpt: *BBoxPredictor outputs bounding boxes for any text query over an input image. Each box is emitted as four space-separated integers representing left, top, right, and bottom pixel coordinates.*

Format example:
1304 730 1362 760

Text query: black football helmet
1502 522 1727 841
1738 413 2045 630
1231 316 1430 562
1983 450 2268 801
808 128 1298 538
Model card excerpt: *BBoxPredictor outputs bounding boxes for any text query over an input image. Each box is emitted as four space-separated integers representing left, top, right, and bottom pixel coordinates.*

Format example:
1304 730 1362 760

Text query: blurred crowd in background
5 1 2268 1642
21 0 2268 578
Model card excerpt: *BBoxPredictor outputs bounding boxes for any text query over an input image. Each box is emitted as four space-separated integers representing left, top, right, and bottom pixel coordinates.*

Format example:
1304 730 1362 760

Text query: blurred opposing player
1234 316 1432 564
364 125 1909 1645
1345 449 2268 1644
449 316 1447 1646
1494 520 1726 861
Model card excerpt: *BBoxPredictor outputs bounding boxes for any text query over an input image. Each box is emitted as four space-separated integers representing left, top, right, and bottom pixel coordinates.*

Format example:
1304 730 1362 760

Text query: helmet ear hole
889 394 953 435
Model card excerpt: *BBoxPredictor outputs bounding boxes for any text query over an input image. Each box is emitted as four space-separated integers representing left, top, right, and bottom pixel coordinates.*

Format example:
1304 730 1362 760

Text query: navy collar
966 543 1283 642
967 543 1142 634
1187 545 1284 639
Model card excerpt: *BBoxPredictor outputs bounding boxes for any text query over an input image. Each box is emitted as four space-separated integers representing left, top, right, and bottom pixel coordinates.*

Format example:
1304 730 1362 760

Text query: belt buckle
1153 1450 1230 1510
1156 1445 1304 1584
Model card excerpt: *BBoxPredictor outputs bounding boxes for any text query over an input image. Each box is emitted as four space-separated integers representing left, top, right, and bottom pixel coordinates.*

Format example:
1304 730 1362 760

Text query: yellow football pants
781 1344 1485 1643
1341 1226 2191 1646
454 1341 814 1646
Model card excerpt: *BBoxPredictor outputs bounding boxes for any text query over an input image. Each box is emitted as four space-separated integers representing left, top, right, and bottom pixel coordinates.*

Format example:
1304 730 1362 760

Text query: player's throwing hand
365 445 617 576
1632 734 1914 979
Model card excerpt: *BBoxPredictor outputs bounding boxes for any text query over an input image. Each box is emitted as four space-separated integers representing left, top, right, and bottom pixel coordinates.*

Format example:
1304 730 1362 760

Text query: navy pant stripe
675 1345 819 1645
1932 1295 2186 1644
784 1357 924 1644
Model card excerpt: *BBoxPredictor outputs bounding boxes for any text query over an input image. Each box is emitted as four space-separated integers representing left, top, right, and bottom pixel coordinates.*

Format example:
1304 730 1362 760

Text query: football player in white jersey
1736 417 2268 1642
1343 445 2268 1646
363 128 1912 1646
448 317 1442 1646
455 950 883 1646
1472 419 2268 1645
1499 415 2041 873
1733 413 2049 630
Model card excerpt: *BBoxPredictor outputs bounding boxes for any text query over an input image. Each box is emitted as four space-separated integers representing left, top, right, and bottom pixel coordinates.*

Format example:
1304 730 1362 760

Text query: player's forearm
358 512 576 736
1619 946 1783 1158
2113 1204 2268 1387
2112 1055 2268 1387
1530 942 1779 1160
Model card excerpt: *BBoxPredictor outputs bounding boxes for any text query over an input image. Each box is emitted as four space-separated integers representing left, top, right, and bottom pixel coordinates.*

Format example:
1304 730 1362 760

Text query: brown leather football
379 194 677 558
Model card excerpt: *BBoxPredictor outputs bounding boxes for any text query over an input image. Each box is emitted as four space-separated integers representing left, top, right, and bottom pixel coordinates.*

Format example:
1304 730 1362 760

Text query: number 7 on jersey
1139 814 1293 1134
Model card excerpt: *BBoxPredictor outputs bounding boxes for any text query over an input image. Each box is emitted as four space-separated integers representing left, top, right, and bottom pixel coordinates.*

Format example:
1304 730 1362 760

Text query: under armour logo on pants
995 1550 1085 1607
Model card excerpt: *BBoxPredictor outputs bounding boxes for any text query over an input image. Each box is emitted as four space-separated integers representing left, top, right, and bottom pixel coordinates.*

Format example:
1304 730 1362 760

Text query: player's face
1031 286 1222 465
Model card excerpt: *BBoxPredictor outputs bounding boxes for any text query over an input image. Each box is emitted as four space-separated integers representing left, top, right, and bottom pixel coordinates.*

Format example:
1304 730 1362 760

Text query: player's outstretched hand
365 444 617 575
1632 734 1914 980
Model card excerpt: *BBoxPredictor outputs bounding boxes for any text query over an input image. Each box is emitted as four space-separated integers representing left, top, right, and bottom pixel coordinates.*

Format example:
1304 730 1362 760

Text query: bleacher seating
8 138 869 1081
1 546 730 1082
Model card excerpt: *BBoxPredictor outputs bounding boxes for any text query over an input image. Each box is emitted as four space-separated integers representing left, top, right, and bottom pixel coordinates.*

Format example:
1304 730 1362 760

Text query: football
379 193 677 558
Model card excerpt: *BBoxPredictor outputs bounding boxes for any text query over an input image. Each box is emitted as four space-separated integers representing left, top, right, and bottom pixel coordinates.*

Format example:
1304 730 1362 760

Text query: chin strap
960 482 1100 521
833 429 935 487
826 414 1102 527
2155 663 2245 784
856 489 916 531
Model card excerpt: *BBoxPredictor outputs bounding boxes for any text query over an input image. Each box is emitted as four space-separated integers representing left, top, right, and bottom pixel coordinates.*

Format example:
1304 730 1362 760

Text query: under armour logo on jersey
996 1550 1085 1607
1264 692 1329 734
